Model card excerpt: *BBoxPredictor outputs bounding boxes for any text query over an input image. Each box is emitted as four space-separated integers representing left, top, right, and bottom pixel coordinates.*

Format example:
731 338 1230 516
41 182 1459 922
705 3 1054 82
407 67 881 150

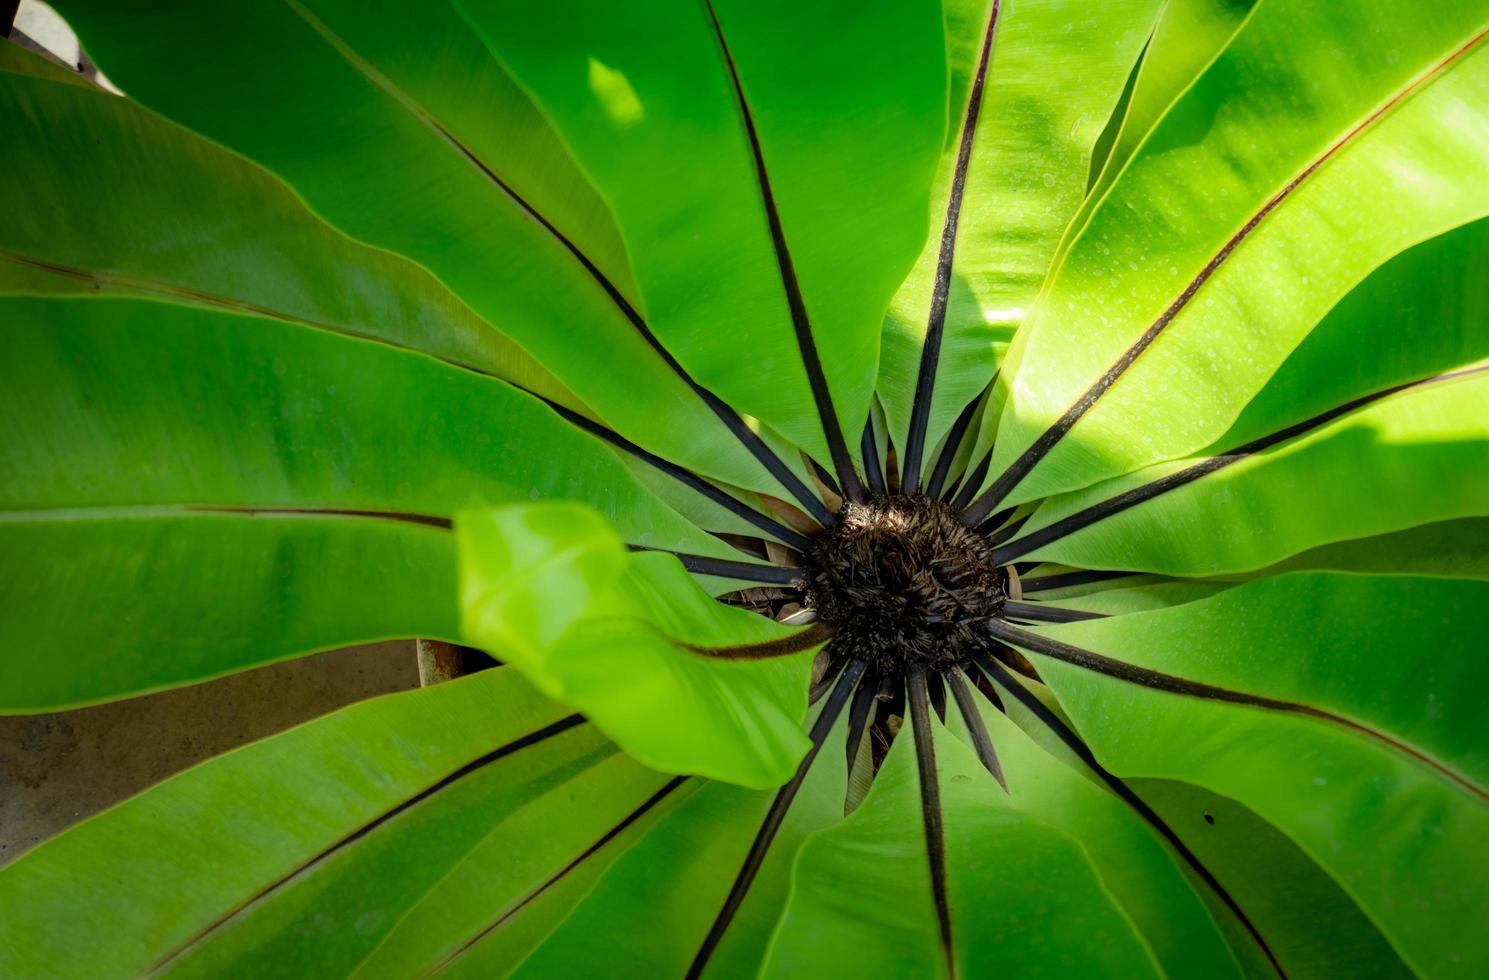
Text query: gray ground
0 641 419 868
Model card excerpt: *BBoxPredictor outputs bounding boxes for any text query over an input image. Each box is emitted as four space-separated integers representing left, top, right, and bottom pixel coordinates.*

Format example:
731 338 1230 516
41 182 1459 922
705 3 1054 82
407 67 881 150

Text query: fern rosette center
804 496 1009 672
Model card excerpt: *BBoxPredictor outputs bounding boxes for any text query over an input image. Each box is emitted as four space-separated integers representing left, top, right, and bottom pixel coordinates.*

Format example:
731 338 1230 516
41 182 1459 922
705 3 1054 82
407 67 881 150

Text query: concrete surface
0 641 419 868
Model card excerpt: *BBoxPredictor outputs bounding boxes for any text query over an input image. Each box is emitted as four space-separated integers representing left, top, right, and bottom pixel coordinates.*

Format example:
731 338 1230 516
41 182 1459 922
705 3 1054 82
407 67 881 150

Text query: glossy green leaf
553 553 816 788
949 693 1242 979
351 753 681 979
1013 573 1489 977
1054 0 1259 270
988 667 1412 979
55 0 794 496
506 693 851 978
880 0 1161 484
0 294 734 705
0 68 576 409
1127 778 1413 979
1036 581 1232 616
458 506 816 788
986 0 1489 506
458 0 947 467
1250 517 1489 581
765 710 1161 977
7 2 1487 974
1015 370 1489 575
1215 215 1489 450
2 295 725 550
0 668 582 977
152 725 623 979
0 514 455 713
457 503 630 669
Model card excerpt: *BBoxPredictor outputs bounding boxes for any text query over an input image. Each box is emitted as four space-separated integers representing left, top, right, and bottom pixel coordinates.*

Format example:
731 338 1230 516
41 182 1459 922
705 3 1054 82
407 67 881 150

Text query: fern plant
2 0 1488 976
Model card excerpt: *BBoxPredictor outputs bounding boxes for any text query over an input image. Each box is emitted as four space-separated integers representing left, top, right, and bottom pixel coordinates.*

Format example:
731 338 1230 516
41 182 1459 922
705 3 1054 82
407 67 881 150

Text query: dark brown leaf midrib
145 713 587 976
994 361 1489 562
977 656 1287 978
185 505 454 530
902 0 1003 495
681 621 831 661
907 666 957 979
702 0 865 505
627 545 805 586
950 449 993 509
685 659 866 978
282 0 833 525
861 413 890 496
844 666 879 771
1 250 520 384
988 620 1489 802
1020 568 1134 593
926 389 985 500
1000 600 1106 624
944 666 1007 789
425 774 691 976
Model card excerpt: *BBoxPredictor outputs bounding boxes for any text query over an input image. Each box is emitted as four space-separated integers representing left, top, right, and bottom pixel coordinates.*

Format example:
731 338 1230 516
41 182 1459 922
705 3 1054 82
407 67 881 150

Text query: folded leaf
1251 517 1489 581
1054 0 1259 270
457 503 631 668
458 504 818 787
1215 215 1489 449
1127 778 1413 979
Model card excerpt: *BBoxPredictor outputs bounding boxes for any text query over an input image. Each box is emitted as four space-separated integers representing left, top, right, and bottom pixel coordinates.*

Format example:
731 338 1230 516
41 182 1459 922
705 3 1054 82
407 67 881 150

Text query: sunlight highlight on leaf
586 57 644 126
